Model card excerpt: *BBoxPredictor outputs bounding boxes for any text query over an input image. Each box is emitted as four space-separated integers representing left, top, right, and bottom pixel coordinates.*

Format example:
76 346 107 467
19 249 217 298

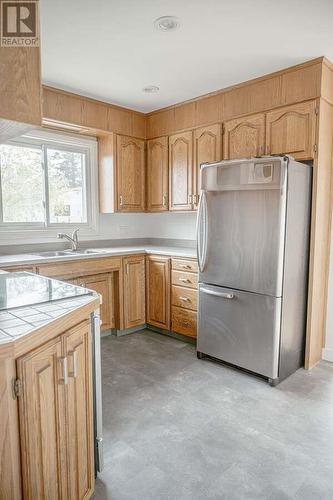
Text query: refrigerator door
198 283 281 379
197 158 287 296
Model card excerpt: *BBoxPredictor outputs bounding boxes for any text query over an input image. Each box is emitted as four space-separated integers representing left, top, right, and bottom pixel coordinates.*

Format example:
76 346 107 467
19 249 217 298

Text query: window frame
0 129 99 240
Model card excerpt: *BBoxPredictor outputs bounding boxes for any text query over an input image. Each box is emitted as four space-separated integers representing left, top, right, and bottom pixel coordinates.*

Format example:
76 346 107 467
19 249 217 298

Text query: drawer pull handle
180 265 191 269
179 278 190 283
68 350 78 378
179 296 191 302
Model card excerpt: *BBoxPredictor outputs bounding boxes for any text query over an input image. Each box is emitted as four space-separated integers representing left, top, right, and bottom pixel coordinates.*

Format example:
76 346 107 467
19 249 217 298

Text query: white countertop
0 294 97 344
0 245 197 267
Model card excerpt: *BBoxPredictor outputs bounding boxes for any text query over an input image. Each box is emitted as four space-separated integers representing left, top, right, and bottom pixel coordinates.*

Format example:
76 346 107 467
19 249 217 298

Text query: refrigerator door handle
201 287 235 299
196 190 208 272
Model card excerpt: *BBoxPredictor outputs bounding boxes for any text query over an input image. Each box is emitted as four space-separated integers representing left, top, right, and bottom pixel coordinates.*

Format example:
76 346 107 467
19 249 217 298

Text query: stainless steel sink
32 250 74 257
32 249 107 258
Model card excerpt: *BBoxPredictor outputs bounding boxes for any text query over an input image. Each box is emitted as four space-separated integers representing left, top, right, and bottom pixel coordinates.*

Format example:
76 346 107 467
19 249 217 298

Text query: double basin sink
33 249 111 258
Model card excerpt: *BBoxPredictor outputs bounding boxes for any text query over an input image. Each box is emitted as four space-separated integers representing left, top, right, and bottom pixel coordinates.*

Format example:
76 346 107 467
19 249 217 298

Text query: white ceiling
40 0 333 113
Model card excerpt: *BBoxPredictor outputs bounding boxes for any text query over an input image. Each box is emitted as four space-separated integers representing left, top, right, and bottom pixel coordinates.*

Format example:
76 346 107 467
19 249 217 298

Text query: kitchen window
0 130 98 236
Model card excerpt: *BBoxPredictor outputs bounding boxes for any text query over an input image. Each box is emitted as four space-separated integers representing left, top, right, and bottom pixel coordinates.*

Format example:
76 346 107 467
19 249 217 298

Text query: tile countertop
0 294 97 344
0 245 197 267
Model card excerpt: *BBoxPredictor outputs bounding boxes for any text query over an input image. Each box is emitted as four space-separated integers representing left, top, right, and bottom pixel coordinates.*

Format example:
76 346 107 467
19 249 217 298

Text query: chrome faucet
57 228 80 251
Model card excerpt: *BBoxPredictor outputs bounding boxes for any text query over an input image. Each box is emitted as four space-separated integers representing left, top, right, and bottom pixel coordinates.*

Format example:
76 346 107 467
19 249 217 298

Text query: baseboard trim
147 324 196 345
116 324 147 336
322 347 333 362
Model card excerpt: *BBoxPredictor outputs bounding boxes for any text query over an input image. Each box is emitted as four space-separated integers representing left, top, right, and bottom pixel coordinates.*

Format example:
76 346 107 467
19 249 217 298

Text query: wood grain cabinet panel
265 101 317 160
16 322 95 500
172 307 197 338
169 131 193 211
65 323 94 500
172 286 197 311
116 135 145 212
146 255 170 329
171 270 198 289
123 255 146 328
223 113 265 160
193 124 222 208
147 137 169 212
17 336 68 500
172 259 198 273
78 274 114 330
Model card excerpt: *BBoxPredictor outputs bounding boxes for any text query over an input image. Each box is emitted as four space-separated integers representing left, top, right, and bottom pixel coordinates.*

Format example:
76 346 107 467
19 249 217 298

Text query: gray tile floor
93 330 333 500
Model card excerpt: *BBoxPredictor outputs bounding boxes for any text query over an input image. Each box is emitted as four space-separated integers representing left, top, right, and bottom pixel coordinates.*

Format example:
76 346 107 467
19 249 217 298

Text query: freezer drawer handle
201 288 234 299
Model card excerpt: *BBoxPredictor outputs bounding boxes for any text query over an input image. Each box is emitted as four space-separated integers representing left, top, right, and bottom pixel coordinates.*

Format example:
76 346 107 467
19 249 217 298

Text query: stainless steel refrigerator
196 156 312 385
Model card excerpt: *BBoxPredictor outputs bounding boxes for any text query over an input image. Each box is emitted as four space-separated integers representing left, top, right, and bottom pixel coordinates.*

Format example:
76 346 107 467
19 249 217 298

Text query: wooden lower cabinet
17 335 67 500
146 255 170 330
123 255 146 329
78 273 114 330
172 306 197 338
16 320 94 500
65 323 94 500
170 258 198 338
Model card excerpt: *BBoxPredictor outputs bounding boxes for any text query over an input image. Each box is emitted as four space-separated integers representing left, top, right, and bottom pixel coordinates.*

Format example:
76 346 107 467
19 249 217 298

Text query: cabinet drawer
172 286 197 311
172 270 198 289
172 258 198 273
172 306 197 338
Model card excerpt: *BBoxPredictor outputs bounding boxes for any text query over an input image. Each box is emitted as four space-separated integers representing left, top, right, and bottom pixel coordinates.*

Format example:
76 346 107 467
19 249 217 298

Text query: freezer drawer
197 283 281 379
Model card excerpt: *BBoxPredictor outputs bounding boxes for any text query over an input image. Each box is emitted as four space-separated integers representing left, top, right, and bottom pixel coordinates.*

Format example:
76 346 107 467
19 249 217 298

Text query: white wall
99 212 197 240
0 212 197 246
323 230 333 362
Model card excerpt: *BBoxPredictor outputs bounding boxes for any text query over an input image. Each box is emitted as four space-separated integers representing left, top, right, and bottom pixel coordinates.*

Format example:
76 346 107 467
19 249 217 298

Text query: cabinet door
223 113 265 160
116 135 145 212
65 322 94 500
146 255 170 330
193 124 222 208
123 255 146 328
147 137 169 212
79 274 113 331
265 101 316 160
169 131 193 211
17 336 68 500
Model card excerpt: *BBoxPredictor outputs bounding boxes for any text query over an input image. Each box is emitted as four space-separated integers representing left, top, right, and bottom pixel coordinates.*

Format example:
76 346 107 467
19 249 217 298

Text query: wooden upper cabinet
0 45 42 143
123 255 146 329
65 322 94 500
17 336 68 500
265 101 317 160
116 135 145 212
223 113 265 160
147 136 169 212
146 255 170 330
169 131 193 211
193 124 222 208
